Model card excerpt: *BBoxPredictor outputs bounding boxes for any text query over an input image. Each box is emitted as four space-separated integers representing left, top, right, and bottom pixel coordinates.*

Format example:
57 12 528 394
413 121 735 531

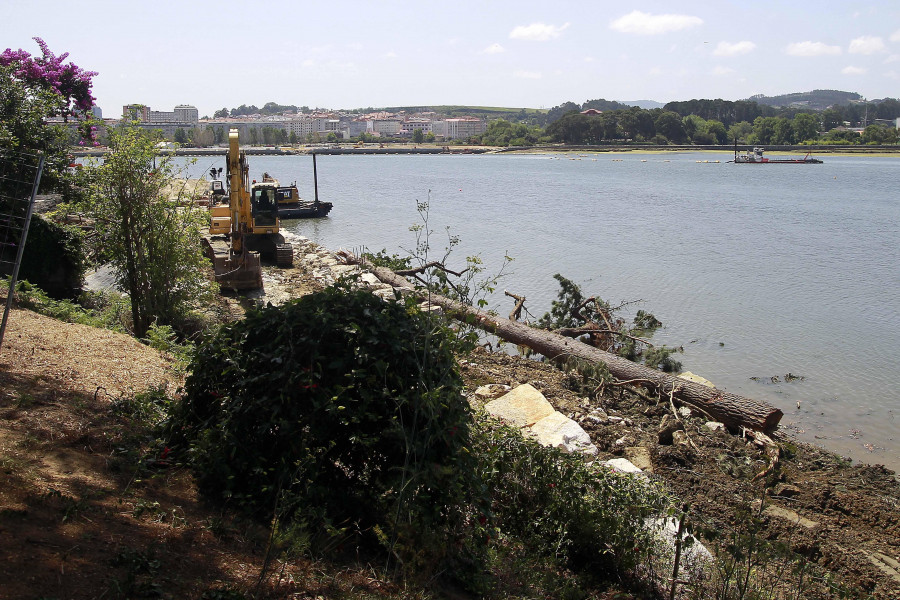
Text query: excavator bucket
203 238 263 291
211 251 263 291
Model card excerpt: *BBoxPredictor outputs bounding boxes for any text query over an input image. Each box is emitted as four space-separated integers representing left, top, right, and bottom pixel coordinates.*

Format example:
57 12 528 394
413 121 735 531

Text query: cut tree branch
342 254 784 433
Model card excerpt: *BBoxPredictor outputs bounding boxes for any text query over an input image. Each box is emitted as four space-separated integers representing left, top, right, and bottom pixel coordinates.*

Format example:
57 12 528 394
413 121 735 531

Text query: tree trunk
357 259 783 433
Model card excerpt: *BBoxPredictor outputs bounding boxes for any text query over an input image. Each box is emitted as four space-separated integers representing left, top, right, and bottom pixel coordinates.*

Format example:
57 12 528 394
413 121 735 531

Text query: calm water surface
185 151 900 469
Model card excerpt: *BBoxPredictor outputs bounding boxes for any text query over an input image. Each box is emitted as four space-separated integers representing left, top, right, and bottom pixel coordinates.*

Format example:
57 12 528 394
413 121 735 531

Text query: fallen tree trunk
351 256 783 433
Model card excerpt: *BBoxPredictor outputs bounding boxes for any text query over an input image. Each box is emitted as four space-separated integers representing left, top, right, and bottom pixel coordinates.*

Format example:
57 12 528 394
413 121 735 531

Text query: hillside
747 89 863 109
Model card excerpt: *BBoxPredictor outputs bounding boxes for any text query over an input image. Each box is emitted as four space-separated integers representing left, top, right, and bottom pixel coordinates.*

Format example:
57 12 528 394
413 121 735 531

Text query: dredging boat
732 143 823 164
257 153 333 219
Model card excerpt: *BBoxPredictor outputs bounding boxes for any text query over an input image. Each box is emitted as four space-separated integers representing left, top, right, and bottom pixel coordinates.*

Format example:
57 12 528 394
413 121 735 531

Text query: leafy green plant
538 273 682 370
111 385 172 429
143 321 194 371
6 277 132 332
108 547 163 598
362 248 413 272
471 416 673 591
170 281 485 578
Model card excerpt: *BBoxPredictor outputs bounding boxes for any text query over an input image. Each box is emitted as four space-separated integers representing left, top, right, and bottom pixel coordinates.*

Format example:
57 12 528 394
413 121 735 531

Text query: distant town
110 104 487 146
63 89 900 149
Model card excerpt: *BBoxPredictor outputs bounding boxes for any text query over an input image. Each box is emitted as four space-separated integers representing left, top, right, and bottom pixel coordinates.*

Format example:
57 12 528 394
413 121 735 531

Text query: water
183 151 900 470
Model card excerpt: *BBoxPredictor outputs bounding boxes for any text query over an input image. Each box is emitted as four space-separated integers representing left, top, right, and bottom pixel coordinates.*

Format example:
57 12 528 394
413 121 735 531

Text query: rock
605 458 644 474
331 265 358 276
705 421 725 432
647 516 713 572
625 446 654 473
359 272 381 286
678 406 692 419
678 371 716 388
484 383 554 428
658 414 683 445
473 384 511 401
608 415 624 424
672 430 690 447
755 501 819 529
372 288 399 301
772 483 802 498
865 551 900 586
529 411 598 456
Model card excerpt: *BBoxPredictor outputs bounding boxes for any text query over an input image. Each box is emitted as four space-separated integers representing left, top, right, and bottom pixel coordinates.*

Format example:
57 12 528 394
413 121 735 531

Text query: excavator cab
251 185 278 227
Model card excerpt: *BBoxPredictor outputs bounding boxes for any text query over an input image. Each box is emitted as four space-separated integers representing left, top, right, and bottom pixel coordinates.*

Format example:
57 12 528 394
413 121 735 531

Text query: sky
3 0 899 118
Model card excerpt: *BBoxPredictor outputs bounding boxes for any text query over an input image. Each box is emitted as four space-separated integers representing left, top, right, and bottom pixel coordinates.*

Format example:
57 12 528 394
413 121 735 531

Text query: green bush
473 418 672 582
9 279 128 332
17 214 86 299
170 283 482 572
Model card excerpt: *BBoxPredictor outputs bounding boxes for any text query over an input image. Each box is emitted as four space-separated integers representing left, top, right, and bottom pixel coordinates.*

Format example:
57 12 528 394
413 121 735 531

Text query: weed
44 489 87 523
108 547 163 598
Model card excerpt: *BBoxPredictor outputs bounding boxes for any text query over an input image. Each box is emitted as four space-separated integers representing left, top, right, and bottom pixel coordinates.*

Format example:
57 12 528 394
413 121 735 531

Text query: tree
653 111 686 143
545 112 593 144
682 114 701 141
545 101 580 124
772 117 794 144
81 125 210 338
820 109 843 130
1 38 98 192
792 113 820 143
705 119 728 144
750 116 778 144
213 107 229 118
728 121 753 143
174 128 187 144
861 124 897 144
412 128 425 143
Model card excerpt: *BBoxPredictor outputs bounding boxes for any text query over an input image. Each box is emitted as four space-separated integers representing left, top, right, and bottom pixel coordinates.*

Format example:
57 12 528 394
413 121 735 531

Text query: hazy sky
4 0 899 117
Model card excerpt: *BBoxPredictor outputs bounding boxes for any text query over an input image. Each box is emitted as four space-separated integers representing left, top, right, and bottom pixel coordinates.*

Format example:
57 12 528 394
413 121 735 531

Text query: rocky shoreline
270 234 900 598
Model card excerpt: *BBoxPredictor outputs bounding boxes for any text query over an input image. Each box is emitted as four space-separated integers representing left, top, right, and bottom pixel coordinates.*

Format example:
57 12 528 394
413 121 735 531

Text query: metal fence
0 149 45 351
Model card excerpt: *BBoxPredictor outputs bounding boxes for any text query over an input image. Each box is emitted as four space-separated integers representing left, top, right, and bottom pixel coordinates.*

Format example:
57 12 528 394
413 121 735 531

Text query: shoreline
71 143 900 158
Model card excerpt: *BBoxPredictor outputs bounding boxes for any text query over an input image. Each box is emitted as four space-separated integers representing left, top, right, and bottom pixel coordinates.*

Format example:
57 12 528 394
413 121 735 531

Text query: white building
284 116 340 138
432 117 485 140
371 117 402 135
404 118 432 133
174 105 199 124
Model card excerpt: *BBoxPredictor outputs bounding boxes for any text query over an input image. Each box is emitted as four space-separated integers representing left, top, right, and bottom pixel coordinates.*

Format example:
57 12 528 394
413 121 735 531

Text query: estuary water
185 151 900 470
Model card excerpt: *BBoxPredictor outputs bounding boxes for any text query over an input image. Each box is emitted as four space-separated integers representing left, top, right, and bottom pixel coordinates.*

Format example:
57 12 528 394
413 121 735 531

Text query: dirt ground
2 248 899 599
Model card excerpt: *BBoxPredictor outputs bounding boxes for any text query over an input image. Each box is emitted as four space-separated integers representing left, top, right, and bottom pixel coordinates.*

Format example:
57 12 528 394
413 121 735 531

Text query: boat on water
258 154 332 219
732 143 823 164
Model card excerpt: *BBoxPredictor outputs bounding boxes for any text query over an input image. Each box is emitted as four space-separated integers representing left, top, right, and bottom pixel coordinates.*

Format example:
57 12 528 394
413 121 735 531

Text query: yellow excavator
205 129 293 290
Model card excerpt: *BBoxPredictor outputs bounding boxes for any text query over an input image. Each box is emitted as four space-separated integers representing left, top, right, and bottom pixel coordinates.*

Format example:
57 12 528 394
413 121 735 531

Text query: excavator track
275 243 294 268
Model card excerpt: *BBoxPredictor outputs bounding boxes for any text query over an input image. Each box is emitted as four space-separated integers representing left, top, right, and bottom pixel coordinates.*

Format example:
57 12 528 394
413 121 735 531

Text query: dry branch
504 290 526 321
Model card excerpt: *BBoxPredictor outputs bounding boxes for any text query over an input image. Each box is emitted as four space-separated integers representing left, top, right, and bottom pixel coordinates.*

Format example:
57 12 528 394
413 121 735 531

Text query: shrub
473 417 672 582
17 214 86 299
170 283 482 572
